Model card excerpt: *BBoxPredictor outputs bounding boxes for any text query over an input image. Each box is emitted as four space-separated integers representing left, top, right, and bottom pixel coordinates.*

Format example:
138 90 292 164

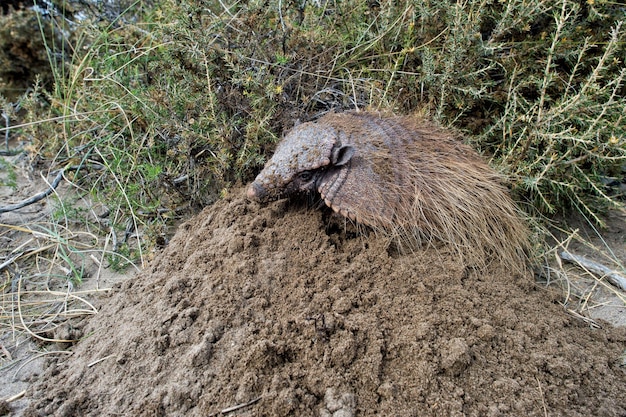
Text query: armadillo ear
331 145 355 166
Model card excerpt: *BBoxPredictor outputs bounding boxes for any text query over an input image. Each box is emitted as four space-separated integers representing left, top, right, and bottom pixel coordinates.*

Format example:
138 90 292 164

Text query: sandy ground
1 151 625 416
0 191 620 417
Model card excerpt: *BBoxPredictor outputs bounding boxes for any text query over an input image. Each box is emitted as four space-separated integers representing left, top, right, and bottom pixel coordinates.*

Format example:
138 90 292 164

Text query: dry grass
538 210 626 327
0 215 139 350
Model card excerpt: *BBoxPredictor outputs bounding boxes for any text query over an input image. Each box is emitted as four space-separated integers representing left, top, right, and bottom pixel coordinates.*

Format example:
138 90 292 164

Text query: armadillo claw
324 199 358 222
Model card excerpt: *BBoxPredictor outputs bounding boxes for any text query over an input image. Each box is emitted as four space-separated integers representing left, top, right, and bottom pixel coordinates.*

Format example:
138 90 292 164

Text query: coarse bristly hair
248 111 531 273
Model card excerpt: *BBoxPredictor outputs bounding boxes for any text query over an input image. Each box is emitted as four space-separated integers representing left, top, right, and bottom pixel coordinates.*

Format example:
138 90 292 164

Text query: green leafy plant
0 157 17 187
7 0 625 257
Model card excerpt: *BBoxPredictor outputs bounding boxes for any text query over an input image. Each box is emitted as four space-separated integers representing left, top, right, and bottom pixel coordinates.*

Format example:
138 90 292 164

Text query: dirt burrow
22 193 626 417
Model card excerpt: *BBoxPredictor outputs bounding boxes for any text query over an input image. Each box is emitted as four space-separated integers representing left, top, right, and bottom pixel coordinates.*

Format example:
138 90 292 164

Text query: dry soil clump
23 193 626 417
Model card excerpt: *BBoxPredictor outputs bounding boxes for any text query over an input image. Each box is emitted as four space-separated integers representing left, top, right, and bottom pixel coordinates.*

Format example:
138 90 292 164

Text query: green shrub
9 0 625 256
0 8 63 100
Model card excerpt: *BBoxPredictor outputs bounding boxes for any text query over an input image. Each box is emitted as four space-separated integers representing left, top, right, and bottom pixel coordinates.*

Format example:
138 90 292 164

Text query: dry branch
0 169 64 214
559 251 626 291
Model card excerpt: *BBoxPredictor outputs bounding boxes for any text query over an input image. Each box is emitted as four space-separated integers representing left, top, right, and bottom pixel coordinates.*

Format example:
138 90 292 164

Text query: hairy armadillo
247 111 529 269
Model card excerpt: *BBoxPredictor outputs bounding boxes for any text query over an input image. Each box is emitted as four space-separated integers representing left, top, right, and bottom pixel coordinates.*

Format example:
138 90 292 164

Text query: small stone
441 337 471 376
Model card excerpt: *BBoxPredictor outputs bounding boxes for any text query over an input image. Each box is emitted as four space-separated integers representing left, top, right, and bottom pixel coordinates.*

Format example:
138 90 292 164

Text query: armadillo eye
298 171 313 181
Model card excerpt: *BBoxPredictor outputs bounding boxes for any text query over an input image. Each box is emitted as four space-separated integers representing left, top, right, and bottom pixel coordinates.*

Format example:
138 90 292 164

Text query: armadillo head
246 121 355 203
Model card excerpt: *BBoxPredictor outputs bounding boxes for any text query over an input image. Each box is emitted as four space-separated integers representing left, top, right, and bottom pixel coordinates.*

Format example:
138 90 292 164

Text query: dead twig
535 376 548 417
208 396 262 417
0 254 21 272
560 251 626 291
87 355 113 368
0 149 22 156
565 308 601 329
0 162 103 214
4 390 26 403
0 170 65 214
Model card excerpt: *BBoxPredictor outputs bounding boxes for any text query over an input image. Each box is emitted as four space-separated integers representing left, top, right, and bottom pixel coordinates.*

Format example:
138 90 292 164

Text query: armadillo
246 111 529 269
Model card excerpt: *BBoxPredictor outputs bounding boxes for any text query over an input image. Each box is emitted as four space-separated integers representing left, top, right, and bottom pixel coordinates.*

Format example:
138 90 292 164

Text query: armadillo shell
311 112 528 268
317 151 398 227
315 112 431 229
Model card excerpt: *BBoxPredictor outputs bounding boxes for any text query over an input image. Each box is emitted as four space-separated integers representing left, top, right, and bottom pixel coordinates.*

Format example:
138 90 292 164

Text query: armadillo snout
246 182 267 202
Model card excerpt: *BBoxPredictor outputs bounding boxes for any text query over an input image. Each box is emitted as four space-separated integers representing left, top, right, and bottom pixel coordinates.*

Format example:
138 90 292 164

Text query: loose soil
17 193 626 416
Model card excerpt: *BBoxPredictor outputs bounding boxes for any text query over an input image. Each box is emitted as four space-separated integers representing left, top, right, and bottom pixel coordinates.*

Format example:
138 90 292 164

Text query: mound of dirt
24 193 626 417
